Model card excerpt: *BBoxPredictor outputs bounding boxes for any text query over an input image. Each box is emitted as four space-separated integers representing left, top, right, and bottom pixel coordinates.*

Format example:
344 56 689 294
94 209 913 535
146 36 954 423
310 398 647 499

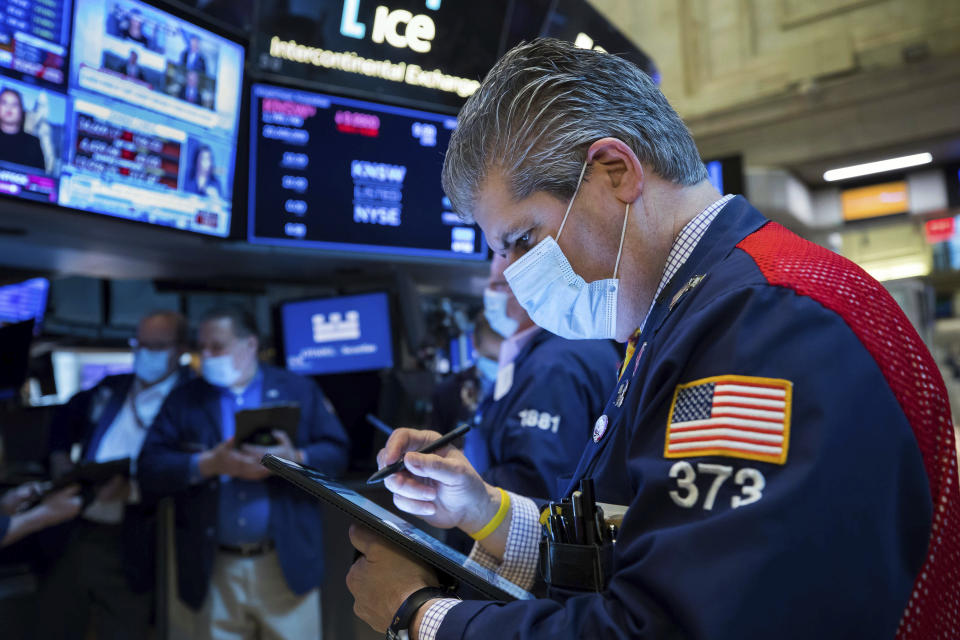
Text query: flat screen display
280 292 394 376
254 0 510 111
0 276 49 329
249 83 486 260
0 0 244 237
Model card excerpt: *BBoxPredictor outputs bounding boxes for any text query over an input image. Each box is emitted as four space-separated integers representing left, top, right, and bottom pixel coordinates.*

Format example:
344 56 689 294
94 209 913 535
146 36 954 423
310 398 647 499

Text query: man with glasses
39 310 192 640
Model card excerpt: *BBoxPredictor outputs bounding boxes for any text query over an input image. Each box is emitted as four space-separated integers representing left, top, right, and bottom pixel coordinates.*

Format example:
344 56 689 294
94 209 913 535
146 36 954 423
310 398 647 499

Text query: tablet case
261 454 535 602
234 403 300 447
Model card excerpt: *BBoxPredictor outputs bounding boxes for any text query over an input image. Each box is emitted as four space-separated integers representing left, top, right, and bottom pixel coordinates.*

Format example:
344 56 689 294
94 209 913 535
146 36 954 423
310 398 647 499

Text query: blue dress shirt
215 368 271 546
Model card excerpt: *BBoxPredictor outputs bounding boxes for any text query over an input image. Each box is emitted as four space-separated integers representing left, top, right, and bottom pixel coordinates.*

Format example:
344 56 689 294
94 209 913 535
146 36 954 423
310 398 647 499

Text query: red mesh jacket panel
737 222 959 639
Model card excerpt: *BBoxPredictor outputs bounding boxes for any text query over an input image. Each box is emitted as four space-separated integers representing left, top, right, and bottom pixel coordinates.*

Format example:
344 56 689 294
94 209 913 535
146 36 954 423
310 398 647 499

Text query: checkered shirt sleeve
417 493 541 640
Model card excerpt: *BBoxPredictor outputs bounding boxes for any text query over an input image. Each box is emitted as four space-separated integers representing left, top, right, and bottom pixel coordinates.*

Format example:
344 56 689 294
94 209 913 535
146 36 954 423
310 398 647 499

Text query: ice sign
312 310 361 343
412 122 437 147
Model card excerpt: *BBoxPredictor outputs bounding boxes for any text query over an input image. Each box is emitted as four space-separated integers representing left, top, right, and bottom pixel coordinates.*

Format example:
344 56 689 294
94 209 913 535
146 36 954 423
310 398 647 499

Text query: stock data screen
248 83 486 260
0 0 72 87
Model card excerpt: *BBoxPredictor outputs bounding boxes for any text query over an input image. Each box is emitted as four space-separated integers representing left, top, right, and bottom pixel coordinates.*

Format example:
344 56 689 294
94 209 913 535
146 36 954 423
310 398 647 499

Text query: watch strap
386 586 449 640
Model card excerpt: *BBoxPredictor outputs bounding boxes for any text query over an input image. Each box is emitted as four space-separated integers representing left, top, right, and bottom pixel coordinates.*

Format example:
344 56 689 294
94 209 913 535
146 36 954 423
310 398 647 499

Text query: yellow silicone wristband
469 488 510 541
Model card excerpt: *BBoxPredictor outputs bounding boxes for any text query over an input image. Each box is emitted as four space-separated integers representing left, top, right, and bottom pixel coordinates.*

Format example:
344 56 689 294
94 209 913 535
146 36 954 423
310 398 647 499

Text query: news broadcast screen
58 0 244 236
280 292 394 376
249 83 486 260
0 0 73 203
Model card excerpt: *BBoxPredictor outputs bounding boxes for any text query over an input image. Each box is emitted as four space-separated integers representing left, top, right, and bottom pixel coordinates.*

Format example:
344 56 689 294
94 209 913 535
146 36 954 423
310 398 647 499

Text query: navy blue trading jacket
437 197 942 639
45 368 193 592
138 364 349 609
465 330 619 500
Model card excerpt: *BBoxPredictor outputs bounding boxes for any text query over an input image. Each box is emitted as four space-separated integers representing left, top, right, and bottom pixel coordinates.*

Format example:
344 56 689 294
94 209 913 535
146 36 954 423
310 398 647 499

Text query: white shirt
83 371 179 524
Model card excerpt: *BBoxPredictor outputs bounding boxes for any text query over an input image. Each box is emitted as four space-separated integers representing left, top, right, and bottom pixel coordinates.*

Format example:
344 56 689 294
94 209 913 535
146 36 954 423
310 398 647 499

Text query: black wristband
386 586 449 640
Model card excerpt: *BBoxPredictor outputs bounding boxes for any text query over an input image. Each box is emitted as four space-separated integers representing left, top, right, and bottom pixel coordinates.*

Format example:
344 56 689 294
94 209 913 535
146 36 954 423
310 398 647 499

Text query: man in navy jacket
139 307 349 639
345 39 958 640
464 253 619 499
38 310 192 640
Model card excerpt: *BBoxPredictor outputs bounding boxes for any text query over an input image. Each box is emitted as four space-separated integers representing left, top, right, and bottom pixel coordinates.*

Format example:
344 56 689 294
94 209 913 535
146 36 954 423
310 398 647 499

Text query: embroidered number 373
668 461 765 510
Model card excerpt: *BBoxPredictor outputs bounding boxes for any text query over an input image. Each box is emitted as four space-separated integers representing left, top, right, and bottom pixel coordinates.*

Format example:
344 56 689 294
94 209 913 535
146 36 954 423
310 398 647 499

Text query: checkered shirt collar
640 194 734 333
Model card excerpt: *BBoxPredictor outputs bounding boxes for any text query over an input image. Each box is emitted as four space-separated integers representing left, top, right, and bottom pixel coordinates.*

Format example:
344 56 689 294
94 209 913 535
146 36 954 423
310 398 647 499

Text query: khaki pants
197 550 321 640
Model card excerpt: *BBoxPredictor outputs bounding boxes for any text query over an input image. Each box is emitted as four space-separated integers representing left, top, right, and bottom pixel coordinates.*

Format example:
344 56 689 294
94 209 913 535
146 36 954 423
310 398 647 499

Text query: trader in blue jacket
38 310 192 640
139 307 349 640
465 253 619 499
345 39 957 640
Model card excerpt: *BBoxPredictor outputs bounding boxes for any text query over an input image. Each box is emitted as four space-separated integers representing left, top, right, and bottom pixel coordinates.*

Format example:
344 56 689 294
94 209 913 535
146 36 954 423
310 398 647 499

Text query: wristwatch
386 586 449 640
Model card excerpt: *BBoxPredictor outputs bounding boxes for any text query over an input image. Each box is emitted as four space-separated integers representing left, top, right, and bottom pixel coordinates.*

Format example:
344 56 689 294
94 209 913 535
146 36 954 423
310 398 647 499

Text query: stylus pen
365 414 395 436
366 422 471 484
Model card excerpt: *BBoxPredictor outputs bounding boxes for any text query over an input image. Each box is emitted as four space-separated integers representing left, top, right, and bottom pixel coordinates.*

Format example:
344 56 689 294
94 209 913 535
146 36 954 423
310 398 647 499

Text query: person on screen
139 307 350 640
180 32 208 74
179 69 202 105
124 50 146 82
36 311 193 640
0 88 46 171
185 144 222 198
121 9 150 47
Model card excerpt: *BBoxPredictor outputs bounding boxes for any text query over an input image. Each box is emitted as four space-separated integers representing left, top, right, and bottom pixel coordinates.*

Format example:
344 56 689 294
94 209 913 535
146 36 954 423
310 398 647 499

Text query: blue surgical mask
503 161 629 340
475 356 499 385
134 348 172 384
483 288 518 338
202 354 242 387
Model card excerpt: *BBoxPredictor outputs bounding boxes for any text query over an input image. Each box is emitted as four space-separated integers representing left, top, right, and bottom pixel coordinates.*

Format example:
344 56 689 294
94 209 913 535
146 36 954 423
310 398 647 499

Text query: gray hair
442 38 708 220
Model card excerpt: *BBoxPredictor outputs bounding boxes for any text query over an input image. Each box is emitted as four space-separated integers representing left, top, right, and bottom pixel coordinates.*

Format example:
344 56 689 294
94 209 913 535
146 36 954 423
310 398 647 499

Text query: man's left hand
346 524 440 634
242 430 302 466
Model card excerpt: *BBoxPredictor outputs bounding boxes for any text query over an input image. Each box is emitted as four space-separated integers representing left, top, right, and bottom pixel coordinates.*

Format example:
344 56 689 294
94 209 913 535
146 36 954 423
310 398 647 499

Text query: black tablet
261 454 535 602
234 403 300 447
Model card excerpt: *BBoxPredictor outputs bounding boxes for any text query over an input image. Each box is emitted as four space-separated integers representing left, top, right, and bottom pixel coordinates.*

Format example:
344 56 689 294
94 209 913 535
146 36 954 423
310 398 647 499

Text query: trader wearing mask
346 39 955 640
462 253 619 500
138 306 349 640
40 310 192 640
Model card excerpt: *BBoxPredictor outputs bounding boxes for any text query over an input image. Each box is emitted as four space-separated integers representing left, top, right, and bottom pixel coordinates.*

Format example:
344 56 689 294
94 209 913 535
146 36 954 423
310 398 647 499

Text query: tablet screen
267 457 534 601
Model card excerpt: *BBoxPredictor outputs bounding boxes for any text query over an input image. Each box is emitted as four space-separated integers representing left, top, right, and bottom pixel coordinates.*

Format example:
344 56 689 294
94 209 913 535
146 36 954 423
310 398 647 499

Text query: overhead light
823 153 933 182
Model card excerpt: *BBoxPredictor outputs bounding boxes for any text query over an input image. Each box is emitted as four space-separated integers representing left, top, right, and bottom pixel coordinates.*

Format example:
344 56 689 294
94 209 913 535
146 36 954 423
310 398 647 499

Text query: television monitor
278 292 394 376
704 155 745 197
0 0 73 88
51 349 133 402
253 0 511 111
55 0 244 236
541 0 659 82
0 277 49 330
0 0 73 204
249 83 486 260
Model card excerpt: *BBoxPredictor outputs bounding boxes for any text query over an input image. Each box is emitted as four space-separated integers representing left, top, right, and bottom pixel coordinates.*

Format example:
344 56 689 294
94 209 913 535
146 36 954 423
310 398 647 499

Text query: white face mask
503 161 630 340
202 353 242 387
475 355 499 385
483 288 519 338
134 348 172 384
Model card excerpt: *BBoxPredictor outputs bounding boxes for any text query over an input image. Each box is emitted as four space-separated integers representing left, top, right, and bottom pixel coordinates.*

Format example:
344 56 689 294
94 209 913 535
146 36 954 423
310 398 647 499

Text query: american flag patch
664 375 792 465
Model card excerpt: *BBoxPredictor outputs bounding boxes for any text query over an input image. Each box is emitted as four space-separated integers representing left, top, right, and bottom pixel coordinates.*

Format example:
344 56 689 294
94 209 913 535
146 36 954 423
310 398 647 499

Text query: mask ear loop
556 160 589 242
612 202 630 279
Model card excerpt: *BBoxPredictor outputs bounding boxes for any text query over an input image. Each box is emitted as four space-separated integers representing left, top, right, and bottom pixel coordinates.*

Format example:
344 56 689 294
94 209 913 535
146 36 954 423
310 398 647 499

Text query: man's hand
241 430 302 467
346 524 439 634
32 485 83 528
95 475 130 503
197 438 271 481
378 428 501 534
0 482 42 516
